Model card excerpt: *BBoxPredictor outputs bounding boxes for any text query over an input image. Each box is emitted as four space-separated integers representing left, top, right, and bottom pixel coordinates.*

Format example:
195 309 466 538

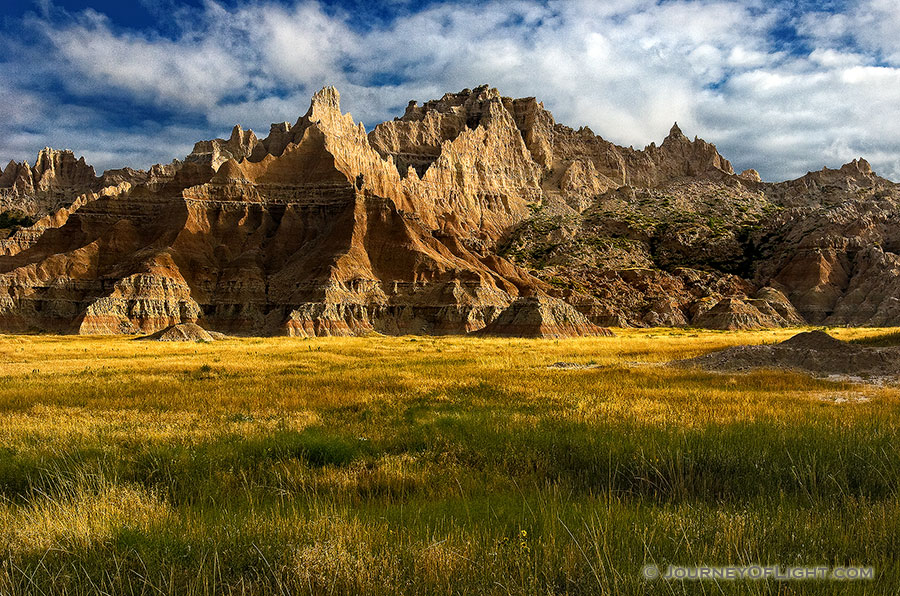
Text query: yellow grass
1 327 896 423
0 327 898 594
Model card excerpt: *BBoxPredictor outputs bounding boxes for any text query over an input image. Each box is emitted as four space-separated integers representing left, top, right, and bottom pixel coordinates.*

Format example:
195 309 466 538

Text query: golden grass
0 480 172 554
0 327 898 594
1 327 897 423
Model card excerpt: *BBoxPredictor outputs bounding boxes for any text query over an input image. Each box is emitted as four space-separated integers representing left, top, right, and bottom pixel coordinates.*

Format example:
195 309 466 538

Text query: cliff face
751 160 900 326
0 88 593 336
0 148 99 217
1 85 898 335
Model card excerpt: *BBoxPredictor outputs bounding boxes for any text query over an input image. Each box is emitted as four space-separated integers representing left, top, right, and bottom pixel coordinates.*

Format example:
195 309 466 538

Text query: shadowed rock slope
1 85 899 335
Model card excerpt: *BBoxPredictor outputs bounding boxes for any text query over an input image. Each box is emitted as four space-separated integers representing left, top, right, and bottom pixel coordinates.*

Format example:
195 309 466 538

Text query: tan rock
477 296 613 338
739 169 761 182
3 85 900 336
186 126 261 171
141 322 225 341
691 297 772 330
0 148 99 218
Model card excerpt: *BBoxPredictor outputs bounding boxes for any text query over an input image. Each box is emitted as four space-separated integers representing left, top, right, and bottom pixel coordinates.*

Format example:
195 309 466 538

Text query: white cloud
798 0 900 65
0 87 43 130
0 0 897 182
250 2 358 87
40 10 247 110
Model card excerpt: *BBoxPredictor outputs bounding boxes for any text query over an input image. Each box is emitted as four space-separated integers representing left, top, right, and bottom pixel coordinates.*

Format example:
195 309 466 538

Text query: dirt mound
674 331 900 382
778 330 847 351
140 323 224 342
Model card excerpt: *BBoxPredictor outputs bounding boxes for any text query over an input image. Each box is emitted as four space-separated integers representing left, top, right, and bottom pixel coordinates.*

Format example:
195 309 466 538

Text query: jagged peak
807 157 876 178
309 86 341 114
438 84 499 102
0 160 19 188
786 157 883 192
228 124 258 147
292 86 349 134
35 147 54 167
841 158 873 175
667 122 687 141
471 84 501 100
402 85 507 122
31 147 96 176
35 147 79 162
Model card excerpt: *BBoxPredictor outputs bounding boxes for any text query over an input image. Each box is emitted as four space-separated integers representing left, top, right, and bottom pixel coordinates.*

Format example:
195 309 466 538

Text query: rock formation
0 88 556 336
142 322 226 342
186 125 263 171
477 296 612 338
1 85 899 335
692 290 804 331
0 148 100 217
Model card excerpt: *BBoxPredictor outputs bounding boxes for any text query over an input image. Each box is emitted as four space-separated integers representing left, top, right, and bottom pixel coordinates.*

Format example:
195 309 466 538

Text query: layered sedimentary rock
0 88 564 336
186 125 263 170
1 85 900 335
142 322 226 342
0 148 100 217
692 288 804 331
477 296 612 338
497 112 900 329
747 159 900 326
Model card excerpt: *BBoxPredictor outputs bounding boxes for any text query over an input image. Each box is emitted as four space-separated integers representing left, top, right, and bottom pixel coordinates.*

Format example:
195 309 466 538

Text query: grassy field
0 328 898 595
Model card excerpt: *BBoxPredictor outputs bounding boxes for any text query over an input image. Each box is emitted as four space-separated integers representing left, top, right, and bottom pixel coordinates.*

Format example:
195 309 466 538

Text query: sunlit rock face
1 86 899 335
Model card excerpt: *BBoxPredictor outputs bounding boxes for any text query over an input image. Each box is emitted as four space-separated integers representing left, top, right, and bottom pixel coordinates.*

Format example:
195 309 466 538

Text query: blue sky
1 0 898 181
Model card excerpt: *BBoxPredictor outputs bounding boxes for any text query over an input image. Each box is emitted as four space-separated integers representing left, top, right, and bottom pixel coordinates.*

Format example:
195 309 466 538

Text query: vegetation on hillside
0 210 34 230
0 210 34 239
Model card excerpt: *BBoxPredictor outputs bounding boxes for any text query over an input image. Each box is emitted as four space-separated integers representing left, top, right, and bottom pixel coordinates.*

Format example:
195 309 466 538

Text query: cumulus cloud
0 0 897 181
798 0 900 64
38 8 248 109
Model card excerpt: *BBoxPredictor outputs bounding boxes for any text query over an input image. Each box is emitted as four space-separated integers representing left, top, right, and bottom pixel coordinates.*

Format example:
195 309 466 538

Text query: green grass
850 330 900 347
0 329 899 594
0 210 34 230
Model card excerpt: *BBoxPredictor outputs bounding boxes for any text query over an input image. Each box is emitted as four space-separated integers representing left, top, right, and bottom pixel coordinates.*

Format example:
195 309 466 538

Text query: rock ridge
1 85 899 335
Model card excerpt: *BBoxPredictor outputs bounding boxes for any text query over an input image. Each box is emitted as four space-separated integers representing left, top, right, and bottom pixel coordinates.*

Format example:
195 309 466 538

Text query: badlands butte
1 85 898 338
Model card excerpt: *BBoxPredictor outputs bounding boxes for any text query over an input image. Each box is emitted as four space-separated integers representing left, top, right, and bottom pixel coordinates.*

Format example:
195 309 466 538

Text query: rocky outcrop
739 169 762 182
186 126 263 170
748 165 900 326
0 87 565 336
650 123 734 179
0 148 100 218
2 85 899 335
691 292 802 331
142 322 226 342
0 148 97 196
477 296 612 338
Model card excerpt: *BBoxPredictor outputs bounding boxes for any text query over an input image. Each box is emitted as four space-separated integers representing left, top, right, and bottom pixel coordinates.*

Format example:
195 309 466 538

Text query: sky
0 0 898 182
